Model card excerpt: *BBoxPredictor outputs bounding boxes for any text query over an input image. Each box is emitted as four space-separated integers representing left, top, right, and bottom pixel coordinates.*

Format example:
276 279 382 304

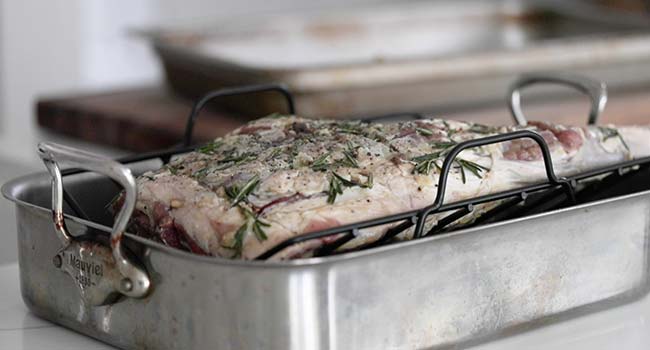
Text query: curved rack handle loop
413 130 572 238
183 84 295 146
38 142 150 301
508 72 607 126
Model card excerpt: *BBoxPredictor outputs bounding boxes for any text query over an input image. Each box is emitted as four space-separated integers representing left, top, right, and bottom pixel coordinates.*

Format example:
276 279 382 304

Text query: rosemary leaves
310 152 331 171
337 122 365 135
310 142 358 172
468 124 499 134
192 151 258 179
225 207 271 258
222 176 270 257
415 127 433 136
225 175 260 207
412 141 490 183
412 142 456 174
341 142 359 168
455 159 489 184
327 172 373 204
198 140 223 154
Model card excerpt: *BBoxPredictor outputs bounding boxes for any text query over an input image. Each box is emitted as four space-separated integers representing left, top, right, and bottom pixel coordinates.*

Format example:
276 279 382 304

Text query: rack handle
413 130 572 238
508 72 607 126
38 142 150 304
183 84 295 146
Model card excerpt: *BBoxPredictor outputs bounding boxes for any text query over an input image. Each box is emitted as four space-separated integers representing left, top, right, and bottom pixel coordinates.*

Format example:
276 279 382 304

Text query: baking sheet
149 1 650 117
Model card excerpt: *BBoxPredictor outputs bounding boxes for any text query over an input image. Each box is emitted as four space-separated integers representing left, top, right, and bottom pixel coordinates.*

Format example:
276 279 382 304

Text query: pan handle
38 142 150 304
507 72 608 126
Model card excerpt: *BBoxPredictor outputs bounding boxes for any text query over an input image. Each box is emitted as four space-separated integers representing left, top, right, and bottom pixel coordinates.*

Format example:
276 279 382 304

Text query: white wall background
0 0 392 166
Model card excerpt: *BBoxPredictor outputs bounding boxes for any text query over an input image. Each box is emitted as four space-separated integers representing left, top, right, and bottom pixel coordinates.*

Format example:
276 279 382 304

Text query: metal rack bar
313 230 357 257
507 72 607 126
425 205 473 237
413 130 570 239
182 84 295 147
466 193 528 227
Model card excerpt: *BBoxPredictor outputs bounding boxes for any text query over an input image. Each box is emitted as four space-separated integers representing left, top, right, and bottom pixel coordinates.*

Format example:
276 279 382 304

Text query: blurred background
0 0 396 165
0 0 393 259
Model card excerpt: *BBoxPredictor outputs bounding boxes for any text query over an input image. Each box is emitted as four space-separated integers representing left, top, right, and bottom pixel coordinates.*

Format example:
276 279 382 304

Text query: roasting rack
55 74 650 261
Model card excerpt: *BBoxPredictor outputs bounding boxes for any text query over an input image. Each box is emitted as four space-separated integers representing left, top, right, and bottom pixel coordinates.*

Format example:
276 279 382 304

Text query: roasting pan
3 75 650 350
146 0 650 118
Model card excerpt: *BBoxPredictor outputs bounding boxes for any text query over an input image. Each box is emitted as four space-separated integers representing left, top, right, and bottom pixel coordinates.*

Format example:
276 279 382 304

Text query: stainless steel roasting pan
2 144 650 350
3 74 650 349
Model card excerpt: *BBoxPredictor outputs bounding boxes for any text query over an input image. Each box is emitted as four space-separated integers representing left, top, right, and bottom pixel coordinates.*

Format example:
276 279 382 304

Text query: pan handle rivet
120 278 133 292
52 255 62 268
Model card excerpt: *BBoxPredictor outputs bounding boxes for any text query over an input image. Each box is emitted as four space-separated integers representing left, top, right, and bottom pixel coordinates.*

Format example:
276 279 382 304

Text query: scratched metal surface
3 167 650 350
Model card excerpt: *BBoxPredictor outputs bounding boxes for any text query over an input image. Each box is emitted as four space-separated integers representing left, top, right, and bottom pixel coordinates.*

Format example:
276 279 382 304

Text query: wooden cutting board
37 87 247 152
37 85 650 152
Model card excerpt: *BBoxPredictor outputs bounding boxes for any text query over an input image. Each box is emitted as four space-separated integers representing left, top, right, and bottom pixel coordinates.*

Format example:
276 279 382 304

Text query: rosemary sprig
225 175 260 207
166 164 180 175
197 140 223 154
219 151 257 165
412 142 456 175
455 158 490 184
332 172 357 187
222 197 271 258
468 124 499 134
291 139 306 160
365 173 374 189
341 141 359 168
412 153 441 175
252 218 271 241
327 175 344 204
225 223 248 258
412 141 490 182
311 143 358 171
192 167 210 178
311 152 331 171
430 141 457 150
416 127 433 136
268 147 283 159
459 162 466 183
443 120 457 137
327 172 373 204
242 207 271 242
191 151 258 178
337 122 364 135
599 126 630 152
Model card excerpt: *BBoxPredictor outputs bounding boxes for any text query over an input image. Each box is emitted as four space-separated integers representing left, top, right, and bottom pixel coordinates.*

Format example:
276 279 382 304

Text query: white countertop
0 263 113 350
1 260 649 350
